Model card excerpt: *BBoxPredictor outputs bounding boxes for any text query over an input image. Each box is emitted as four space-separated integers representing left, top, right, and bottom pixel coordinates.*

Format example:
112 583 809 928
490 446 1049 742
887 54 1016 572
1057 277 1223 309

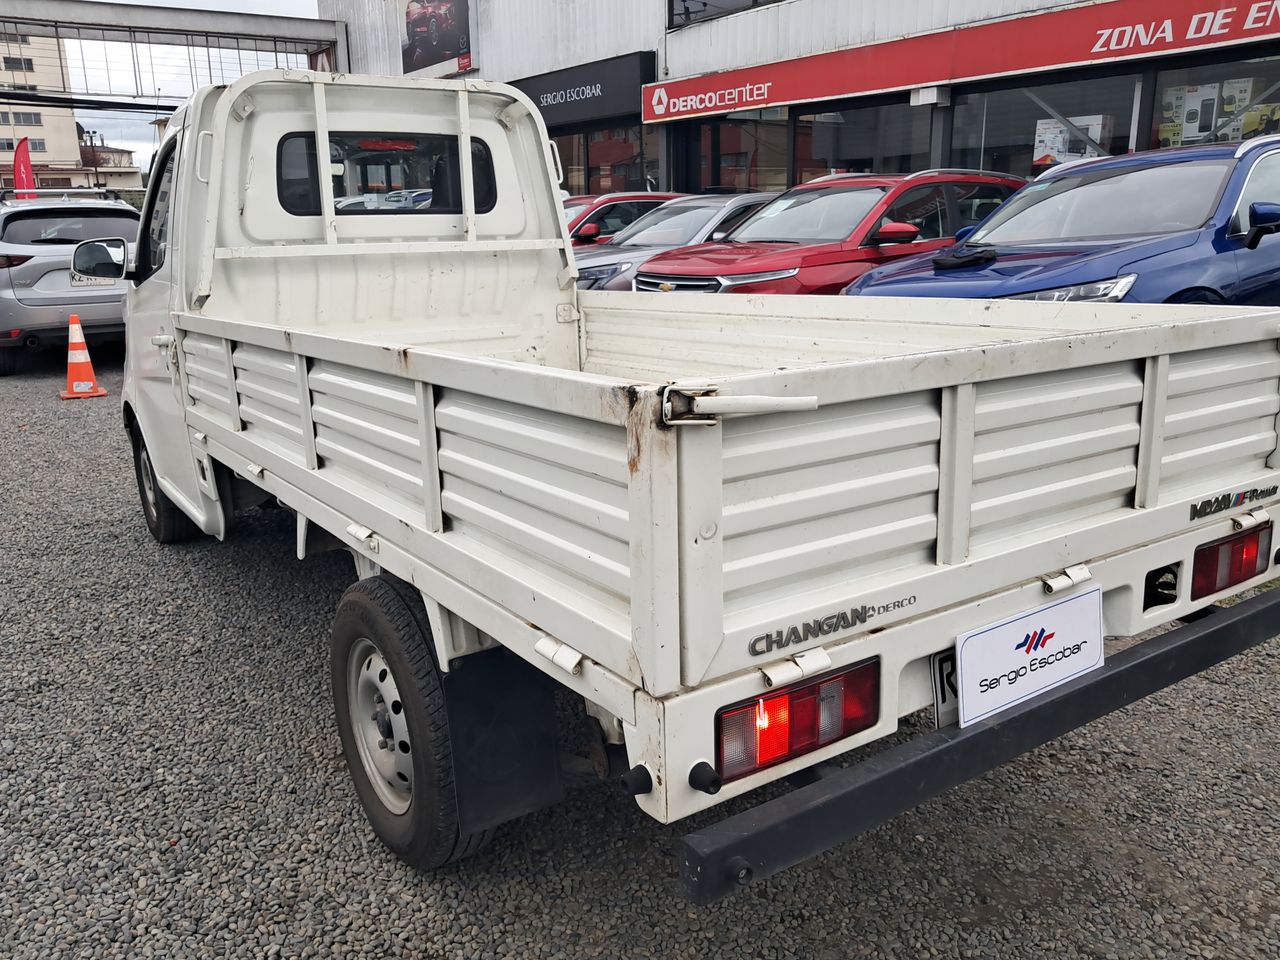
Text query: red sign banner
643 0 1280 122
13 137 35 199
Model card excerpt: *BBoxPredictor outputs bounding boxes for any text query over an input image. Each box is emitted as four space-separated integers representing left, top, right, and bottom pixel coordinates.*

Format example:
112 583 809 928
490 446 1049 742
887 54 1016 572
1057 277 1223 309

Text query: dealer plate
956 586 1104 728
70 273 115 287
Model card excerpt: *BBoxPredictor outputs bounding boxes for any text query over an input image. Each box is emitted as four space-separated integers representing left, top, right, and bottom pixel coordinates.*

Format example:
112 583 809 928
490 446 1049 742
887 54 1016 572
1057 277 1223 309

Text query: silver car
574 193 779 291
0 192 140 375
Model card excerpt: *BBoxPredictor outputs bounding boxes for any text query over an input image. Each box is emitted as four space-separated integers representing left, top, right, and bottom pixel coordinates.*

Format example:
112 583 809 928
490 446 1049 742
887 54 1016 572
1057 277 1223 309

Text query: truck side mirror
72 238 128 280
1246 201 1280 249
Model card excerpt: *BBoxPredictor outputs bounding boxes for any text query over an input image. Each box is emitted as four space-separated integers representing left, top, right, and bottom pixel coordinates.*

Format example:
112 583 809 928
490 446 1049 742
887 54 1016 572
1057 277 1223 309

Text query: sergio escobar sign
515 52 657 128
643 0 1280 121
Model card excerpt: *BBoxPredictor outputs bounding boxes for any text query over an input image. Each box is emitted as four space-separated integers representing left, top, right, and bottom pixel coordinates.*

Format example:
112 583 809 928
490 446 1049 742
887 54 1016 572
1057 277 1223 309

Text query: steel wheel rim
348 638 413 814
139 447 158 518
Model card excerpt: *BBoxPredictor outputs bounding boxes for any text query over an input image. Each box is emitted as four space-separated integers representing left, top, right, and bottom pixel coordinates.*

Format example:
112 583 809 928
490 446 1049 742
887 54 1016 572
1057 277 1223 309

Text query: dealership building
323 0 1280 193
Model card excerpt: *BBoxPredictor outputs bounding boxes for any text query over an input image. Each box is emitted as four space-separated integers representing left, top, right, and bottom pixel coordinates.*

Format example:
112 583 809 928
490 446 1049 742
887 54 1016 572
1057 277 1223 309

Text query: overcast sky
73 0 321 170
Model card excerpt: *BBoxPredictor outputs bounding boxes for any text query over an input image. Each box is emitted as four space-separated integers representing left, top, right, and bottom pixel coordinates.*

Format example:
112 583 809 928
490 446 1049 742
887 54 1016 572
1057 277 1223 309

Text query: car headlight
1007 274 1138 303
576 262 633 290
719 267 800 288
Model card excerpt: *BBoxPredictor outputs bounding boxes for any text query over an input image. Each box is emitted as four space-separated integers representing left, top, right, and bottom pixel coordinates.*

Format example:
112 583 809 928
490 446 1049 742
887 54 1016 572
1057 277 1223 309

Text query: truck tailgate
578 292 1280 688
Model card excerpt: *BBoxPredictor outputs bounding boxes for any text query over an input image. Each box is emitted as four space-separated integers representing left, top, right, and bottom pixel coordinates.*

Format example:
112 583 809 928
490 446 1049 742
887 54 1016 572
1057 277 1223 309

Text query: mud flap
443 647 564 834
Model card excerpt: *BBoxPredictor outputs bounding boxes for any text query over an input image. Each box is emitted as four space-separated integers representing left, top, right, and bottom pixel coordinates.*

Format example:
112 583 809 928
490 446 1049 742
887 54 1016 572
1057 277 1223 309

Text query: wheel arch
122 399 139 440
1164 286 1227 304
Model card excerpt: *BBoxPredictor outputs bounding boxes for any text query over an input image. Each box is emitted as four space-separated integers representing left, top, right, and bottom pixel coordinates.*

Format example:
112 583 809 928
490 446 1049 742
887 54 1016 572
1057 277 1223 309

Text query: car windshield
971 160 1232 245
1 209 140 245
608 202 721 247
729 186 886 244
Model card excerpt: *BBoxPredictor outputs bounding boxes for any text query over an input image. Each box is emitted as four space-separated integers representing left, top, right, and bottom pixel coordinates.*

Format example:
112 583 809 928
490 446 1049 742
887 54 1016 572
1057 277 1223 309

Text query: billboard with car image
402 0 472 76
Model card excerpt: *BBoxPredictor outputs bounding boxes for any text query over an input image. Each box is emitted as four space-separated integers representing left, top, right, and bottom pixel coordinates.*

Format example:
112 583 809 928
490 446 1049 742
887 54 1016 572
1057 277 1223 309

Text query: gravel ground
2 344 1278 960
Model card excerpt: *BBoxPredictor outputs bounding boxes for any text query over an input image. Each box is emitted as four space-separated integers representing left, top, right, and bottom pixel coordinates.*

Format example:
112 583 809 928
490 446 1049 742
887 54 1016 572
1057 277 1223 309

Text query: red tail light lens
0 255 32 268
1190 522 1272 600
716 660 880 782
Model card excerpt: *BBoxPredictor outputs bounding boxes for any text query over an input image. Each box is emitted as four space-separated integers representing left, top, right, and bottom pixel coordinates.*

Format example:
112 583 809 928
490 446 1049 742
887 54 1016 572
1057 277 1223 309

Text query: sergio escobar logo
651 81 773 118
977 629 1090 693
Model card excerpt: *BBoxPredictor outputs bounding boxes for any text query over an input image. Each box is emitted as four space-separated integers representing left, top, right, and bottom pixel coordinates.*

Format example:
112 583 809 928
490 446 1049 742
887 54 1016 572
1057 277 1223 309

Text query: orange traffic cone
59 314 107 400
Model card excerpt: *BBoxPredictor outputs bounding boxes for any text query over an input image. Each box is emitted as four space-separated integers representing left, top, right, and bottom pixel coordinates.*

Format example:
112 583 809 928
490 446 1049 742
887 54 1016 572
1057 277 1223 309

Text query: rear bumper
0 291 125 345
679 587 1280 904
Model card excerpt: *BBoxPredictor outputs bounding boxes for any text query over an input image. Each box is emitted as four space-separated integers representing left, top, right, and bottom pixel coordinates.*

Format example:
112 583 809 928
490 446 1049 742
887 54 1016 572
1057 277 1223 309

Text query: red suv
633 171 1023 294
564 192 683 246
405 2 463 57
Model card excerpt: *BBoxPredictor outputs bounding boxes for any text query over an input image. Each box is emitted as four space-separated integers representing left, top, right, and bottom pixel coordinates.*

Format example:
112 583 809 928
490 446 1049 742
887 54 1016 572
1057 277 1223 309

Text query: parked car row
574 193 776 290
566 170 1023 295
571 135 1280 307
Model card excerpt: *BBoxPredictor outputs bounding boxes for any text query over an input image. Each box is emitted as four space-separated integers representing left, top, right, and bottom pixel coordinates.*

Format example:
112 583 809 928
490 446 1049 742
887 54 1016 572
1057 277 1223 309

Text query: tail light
716 659 879 782
1191 522 1272 600
0 255 31 268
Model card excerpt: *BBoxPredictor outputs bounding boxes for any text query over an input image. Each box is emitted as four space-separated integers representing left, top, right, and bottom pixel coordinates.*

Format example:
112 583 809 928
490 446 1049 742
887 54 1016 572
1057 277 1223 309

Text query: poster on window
1179 84 1221 143
1032 115 1114 168
402 0 473 76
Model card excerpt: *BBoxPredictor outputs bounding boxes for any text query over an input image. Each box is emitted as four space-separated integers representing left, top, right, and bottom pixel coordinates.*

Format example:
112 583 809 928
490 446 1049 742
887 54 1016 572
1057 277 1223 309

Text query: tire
428 17 439 47
330 575 492 869
0 348 16 376
131 430 198 543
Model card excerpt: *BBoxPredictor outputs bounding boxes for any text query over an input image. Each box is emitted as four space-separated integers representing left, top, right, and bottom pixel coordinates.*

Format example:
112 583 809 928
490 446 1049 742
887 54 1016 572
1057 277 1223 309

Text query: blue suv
844 138 1280 305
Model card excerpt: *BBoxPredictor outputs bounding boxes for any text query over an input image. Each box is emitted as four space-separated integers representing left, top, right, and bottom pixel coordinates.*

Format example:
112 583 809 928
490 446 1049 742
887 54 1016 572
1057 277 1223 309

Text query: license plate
956 586 1104 727
70 274 115 288
930 649 959 728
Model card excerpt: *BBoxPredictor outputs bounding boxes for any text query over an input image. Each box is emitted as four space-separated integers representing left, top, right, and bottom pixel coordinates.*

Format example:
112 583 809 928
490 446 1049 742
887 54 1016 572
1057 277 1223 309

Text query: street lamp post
86 130 100 189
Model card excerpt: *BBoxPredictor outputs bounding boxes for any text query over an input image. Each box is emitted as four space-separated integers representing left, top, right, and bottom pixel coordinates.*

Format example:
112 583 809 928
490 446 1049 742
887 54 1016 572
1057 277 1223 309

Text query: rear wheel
330 576 493 869
131 431 197 543
0 348 17 377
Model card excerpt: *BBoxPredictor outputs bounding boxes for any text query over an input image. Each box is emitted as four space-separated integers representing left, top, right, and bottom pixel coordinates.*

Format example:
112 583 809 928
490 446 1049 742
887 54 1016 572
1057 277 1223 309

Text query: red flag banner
13 137 35 198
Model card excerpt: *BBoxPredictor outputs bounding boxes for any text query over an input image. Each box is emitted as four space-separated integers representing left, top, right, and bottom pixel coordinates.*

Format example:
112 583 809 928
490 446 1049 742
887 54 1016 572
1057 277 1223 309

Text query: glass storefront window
719 110 788 191
795 101 931 180
669 0 785 28
952 74 1140 179
679 110 787 193
1153 55 1280 149
552 123 658 197
552 131 585 196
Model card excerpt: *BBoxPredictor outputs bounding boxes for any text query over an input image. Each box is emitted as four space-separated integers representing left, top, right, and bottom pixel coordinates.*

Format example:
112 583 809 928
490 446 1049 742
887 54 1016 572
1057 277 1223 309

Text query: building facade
0 32 87 187
325 0 1280 192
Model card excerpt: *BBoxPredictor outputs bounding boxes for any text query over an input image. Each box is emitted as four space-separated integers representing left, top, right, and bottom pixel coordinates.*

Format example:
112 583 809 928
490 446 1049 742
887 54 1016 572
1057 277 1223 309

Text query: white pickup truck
72 70 1280 903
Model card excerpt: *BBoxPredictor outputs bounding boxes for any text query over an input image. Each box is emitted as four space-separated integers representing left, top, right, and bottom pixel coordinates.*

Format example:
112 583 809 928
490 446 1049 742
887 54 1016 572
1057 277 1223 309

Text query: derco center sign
642 0 1280 122
649 81 772 118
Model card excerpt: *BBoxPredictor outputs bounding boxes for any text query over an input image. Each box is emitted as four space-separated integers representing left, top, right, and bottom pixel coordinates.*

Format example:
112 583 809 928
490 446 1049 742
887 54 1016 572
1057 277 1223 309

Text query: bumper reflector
1190 522 1272 600
717 660 879 782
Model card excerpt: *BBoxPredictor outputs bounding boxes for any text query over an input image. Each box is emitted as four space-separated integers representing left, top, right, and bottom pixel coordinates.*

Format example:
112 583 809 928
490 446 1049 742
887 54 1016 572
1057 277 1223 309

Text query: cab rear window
277 132 497 216
0 209 139 244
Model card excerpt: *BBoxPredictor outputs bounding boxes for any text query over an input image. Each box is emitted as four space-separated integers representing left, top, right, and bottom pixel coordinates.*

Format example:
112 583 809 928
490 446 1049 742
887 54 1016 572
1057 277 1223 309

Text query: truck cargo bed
176 294 1280 703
